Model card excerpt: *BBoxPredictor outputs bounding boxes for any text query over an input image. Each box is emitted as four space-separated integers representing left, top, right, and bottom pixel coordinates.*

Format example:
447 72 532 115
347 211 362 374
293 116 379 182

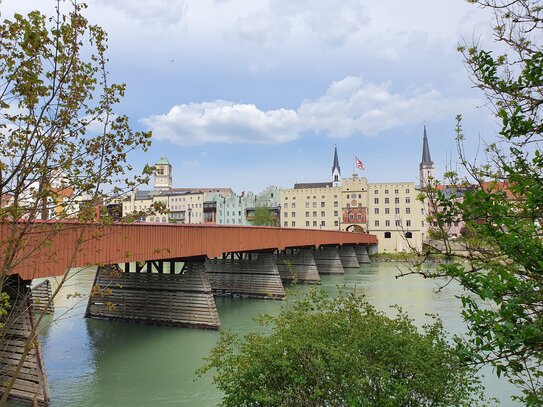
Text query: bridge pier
275 248 321 284
314 246 345 275
30 279 54 314
85 261 220 330
0 275 50 406
354 245 371 264
338 245 360 268
205 253 286 299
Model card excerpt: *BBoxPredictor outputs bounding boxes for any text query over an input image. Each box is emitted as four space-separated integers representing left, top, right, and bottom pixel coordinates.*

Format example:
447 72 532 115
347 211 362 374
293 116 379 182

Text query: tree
251 206 275 226
0 1 152 403
409 1 543 404
198 290 488 407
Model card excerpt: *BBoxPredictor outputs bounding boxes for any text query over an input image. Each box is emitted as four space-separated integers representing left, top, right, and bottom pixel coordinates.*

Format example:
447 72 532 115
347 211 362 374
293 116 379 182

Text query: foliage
0 1 152 402
251 206 275 226
412 1 543 404
198 290 488 407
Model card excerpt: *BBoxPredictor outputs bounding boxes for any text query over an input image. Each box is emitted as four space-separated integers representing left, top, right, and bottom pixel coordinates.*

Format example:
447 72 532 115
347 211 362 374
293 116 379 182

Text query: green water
30 263 520 406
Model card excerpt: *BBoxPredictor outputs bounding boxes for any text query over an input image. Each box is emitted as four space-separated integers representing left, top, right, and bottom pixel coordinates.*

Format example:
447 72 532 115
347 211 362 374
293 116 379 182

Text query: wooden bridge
0 221 377 406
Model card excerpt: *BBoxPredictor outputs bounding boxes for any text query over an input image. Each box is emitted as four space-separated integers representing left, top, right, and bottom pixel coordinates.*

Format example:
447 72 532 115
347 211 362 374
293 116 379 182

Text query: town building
280 129 433 253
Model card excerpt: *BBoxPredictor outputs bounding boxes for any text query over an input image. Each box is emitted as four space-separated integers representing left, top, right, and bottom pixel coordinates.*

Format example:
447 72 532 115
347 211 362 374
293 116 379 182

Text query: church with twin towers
279 126 434 253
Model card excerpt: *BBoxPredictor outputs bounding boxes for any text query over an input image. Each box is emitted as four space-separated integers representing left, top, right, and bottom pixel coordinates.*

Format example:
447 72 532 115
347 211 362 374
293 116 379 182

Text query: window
291 212 295 217
334 210 338 216
406 189 410 194
394 189 399 194
313 196 316 199
321 221 325 227
374 208 379 214
306 202 310 208
406 220 411 227
385 190 389 194
306 221 310 226
384 232 391 238
292 221 296 227
374 198 379 204
334 195 338 198
375 220 379 227
385 220 390 226
405 197 411 204
394 197 400 204
349 213 354 221
283 221 287 227
395 220 401 226
395 208 400 214
292 203 296 208
385 208 390 214
422 221 425 227
321 202 325 208
313 211 317 217
405 232 413 239
334 220 339 226
334 201 339 207
313 202 317 208
347 194 350 199
321 211 325 217
385 198 389 204
284 212 288 218
358 194 362 198
313 221 317 226
357 214 362 221
406 208 411 214
306 211 310 217
346 203 350 208
285 197 289 200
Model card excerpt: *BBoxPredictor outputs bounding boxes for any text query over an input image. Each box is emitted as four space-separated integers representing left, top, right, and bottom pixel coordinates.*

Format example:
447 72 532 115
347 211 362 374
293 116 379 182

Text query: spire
332 145 341 187
420 125 433 168
332 145 341 173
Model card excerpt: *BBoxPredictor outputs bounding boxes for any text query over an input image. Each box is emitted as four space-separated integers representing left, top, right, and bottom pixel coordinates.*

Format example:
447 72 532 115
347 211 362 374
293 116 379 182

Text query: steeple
154 157 172 190
419 125 435 187
332 145 341 187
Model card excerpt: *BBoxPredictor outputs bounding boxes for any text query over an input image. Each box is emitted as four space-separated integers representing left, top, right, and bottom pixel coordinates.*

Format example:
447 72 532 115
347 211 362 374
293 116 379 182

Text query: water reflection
28 264 521 406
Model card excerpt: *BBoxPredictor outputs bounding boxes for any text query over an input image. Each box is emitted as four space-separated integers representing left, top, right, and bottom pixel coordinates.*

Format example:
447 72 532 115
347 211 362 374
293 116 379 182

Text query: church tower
419 125 434 188
154 157 172 190
332 145 341 187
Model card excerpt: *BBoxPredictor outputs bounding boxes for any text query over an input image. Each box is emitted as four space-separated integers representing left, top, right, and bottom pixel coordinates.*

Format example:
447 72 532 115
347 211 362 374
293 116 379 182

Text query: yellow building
280 133 433 254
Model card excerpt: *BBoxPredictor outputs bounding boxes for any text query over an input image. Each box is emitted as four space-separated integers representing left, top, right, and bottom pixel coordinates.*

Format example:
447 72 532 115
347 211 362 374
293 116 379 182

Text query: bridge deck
1 222 377 280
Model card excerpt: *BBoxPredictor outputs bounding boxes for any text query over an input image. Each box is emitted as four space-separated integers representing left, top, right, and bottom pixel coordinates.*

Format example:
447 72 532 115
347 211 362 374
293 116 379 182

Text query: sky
2 0 501 193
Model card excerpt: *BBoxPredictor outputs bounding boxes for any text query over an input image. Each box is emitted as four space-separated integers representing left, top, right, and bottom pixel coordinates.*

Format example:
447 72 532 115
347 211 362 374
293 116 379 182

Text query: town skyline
2 0 501 192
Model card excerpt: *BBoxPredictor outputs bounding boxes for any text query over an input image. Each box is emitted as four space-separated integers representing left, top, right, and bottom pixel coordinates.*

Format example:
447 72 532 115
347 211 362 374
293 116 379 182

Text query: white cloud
94 0 187 25
141 76 481 145
141 101 300 145
235 0 369 48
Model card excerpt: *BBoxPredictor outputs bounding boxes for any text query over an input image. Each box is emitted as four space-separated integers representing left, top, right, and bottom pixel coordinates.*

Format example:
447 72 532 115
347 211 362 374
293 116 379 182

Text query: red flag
355 157 364 170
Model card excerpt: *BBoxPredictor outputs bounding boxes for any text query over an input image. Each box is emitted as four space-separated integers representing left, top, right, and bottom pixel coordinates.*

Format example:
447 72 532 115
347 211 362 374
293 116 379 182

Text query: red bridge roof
1 222 377 280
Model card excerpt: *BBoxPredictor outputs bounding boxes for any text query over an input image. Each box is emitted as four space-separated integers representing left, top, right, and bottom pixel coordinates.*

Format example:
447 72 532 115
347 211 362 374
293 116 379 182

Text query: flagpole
352 154 355 176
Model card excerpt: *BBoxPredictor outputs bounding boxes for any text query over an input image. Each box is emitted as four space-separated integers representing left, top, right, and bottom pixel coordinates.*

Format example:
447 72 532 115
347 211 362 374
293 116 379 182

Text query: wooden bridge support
338 245 360 269
30 280 54 314
0 276 50 406
354 245 371 264
205 253 286 299
85 262 220 330
275 249 321 284
314 246 344 275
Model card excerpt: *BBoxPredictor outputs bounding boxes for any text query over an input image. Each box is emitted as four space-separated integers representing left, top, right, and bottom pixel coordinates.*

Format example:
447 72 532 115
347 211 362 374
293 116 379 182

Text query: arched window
349 213 354 221
384 232 391 238
162 217 167 223
405 232 413 239
357 214 362 221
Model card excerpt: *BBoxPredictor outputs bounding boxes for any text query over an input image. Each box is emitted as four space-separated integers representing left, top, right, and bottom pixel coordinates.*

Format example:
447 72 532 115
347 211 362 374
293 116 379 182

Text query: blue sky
2 0 500 193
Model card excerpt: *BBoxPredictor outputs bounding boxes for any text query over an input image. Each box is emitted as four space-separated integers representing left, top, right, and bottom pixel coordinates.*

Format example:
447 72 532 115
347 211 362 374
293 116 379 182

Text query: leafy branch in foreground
198 290 489 407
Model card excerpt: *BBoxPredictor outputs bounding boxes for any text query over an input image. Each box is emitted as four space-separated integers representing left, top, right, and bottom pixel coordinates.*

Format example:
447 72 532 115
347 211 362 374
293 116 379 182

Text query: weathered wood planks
0 276 50 406
30 280 54 314
85 264 220 330
275 249 321 284
205 253 286 299
314 246 345 275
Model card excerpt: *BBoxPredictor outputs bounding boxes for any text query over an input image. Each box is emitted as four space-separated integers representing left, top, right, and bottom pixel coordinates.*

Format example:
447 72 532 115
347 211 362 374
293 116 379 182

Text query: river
21 262 521 406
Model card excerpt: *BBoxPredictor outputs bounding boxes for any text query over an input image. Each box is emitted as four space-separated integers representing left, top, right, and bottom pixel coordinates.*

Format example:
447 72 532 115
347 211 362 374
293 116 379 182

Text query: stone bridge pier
275 248 321 284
